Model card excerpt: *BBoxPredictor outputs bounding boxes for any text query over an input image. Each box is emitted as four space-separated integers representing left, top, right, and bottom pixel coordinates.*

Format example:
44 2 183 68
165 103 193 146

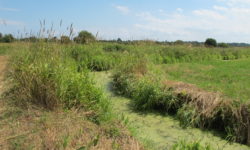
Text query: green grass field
1 41 250 149
159 59 250 102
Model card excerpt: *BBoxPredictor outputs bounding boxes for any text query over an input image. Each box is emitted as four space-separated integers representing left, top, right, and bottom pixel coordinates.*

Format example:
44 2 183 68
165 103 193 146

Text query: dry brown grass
0 56 8 93
0 106 143 150
0 55 143 150
163 80 223 116
163 80 250 144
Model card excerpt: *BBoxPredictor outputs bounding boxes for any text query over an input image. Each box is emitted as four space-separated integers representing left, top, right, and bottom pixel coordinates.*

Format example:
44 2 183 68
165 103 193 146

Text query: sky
1 0 250 42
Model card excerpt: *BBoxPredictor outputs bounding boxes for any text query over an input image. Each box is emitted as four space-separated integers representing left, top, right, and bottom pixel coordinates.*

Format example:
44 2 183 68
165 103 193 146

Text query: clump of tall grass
132 78 180 113
8 42 111 122
171 140 212 150
112 59 182 113
177 101 250 143
70 45 117 71
103 44 126 52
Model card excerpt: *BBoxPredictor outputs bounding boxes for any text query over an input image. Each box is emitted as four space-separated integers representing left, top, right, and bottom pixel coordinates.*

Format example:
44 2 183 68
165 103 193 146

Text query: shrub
2 34 15 43
117 38 122 43
174 40 184 45
205 38 217 47
74 30 95 44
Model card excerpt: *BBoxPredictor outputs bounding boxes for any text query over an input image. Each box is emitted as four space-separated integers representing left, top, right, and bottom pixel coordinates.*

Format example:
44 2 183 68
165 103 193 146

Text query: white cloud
220 0 250 5
213 5 228 11
0 7 19 12
109 1 250 42
0 19 24 26
176 8 183 13
193 9 226 20
113 5 130 15
158 9 164 13
132 0 250 42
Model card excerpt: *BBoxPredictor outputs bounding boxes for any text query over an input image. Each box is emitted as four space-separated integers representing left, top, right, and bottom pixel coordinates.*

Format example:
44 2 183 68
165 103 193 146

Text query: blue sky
1 0 250 42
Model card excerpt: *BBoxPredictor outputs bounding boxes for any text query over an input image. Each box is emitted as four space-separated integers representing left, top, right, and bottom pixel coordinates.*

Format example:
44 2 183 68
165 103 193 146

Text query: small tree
74 30 95 44
174 40 184 45
2 34 15 43
117 38 122 43
205 38 217 47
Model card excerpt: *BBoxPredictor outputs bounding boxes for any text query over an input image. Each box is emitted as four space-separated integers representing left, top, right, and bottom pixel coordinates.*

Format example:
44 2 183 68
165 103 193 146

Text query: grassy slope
160 59 250 102
0 102 144 150
93 71 250 150
0 44 143 150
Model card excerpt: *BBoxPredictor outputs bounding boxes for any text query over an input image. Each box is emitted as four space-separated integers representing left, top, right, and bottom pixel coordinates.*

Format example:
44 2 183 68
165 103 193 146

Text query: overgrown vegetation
2 33 250 148
74 30 96 44
112 57 250 145
8 42 112 123
171 140 212 150
1 41 146 149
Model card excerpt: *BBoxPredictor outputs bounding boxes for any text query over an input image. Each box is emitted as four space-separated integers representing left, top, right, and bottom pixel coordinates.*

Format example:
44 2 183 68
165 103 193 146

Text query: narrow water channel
93 72 249 150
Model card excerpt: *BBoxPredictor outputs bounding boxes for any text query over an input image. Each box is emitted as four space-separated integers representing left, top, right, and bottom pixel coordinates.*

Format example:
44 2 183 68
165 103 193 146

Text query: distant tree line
0 30 96 44
1 31 250 47
0 33 15 43
100 38 250 47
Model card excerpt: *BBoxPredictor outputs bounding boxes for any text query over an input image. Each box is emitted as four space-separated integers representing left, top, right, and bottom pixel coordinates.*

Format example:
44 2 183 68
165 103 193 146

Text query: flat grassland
160 59 250 102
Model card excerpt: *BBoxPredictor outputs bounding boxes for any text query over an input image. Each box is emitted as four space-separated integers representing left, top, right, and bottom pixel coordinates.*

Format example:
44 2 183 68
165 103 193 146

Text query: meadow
159 59 250 102
1 39 250 149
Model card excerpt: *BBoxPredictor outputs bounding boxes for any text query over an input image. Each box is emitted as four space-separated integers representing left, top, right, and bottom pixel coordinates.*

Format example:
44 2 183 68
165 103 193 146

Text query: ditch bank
111 61 250 146
93 72 249 150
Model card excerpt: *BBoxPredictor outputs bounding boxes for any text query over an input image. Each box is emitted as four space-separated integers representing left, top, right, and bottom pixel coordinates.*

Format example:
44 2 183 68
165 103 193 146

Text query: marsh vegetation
1 29 250 149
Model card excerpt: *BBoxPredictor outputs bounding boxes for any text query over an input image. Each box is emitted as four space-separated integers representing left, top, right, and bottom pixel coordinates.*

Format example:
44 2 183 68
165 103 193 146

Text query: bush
174 40 184 45
117 38 122 43
74 30 95 44
2 34 15 43
205 38 217 47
